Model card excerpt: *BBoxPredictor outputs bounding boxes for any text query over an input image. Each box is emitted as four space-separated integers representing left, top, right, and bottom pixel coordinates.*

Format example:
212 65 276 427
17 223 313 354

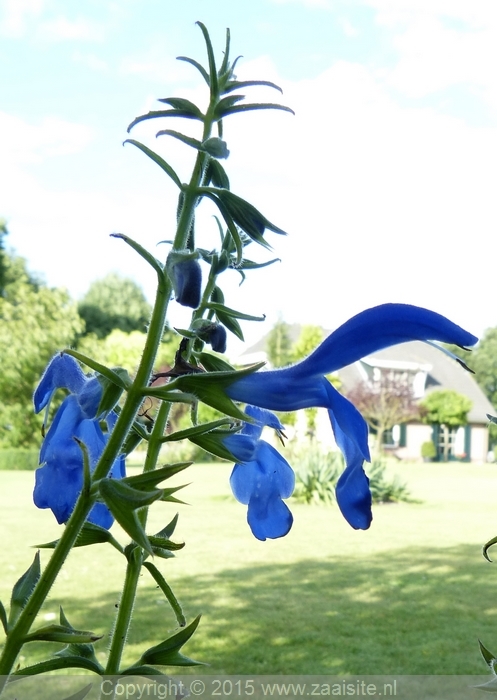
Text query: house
236 333 495 463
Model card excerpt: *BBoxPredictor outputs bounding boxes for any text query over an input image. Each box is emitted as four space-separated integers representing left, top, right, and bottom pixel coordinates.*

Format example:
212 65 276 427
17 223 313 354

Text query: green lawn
1 460 497 675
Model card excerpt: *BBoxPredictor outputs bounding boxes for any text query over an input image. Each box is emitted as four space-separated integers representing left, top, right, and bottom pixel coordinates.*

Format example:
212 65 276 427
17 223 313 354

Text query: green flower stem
103 546 143 678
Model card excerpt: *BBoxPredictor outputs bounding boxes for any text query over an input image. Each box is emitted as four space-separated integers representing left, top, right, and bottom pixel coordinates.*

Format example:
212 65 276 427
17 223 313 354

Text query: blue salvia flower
226 304 478 531
33 354 125 528
224 406 295 541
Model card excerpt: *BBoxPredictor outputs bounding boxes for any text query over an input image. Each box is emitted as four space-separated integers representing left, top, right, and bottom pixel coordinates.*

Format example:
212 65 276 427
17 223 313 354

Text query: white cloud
0 112 94 164
0 0 44 37
36 15 104 42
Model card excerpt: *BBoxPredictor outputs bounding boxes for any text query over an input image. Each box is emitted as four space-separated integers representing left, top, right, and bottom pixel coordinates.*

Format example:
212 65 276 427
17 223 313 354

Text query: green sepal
156 513 179 539
138 615 203 667
14 653 103 676
122 425 146 455
202 137 229 159
0 600 8 634
215 189 287 238
120 665 167 676
147 536 184 552
483 535 497 562
188 428 242 462
121 463 191 490
63 350 130 391
205 159 230 189
238 256 281 271
176 55 210 85
9 551 41 626
195 352 235 372
211 310 243 341
150 547 175 560
151 362 265 422
35 522 124 554
144 561 186 627
60 682 94 700
480 640 497 671
99 480 162 555
95 367 130 415
473 678 497 692
207 301 266 327
159 418 234 443
109 232 167 281
23 624 102 644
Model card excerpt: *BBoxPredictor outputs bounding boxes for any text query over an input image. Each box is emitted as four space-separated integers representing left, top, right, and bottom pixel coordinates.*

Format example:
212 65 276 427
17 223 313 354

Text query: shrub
368 459 415 504
421 440 437 459
0 449 39 471
292 446 342 505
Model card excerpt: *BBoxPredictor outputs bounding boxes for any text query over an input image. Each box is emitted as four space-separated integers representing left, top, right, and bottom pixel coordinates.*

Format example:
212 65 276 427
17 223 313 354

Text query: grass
1 460 497 675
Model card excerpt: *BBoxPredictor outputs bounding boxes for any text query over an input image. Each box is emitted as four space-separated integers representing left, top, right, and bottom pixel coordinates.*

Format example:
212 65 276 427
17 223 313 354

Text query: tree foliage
346 374 420 454
470 328 497 409
419 389 472 427
0 252 84 447
78 273 152 339
265 317 293 368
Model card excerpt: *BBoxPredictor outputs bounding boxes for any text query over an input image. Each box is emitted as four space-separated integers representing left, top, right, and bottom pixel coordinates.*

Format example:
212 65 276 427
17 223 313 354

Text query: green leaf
157 97 204 120
196 22 218 97
127 109 203 132
0 600 8 634
224 79 284 94
176 55 210 85
213 94 245 120
212 309 244 341
216 189 287 238
219 102 295 118
61 683 95 700
9 551 41 626
139 614 203 667
122 140 182 189
159 418 233 443
36 522 124 554
144 562 186 627
155 129 203 151
24 623 102 644
99 480 163 554
206 301 266 323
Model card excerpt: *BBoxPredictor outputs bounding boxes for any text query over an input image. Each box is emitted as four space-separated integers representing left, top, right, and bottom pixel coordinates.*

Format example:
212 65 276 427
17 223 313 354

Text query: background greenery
1 459 496 675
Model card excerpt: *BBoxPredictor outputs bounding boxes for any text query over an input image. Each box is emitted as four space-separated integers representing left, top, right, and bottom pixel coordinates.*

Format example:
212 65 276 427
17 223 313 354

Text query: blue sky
2 0 497 350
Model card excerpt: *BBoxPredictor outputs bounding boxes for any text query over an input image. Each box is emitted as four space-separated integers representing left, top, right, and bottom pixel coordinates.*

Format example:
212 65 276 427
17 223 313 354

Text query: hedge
0 449 39 471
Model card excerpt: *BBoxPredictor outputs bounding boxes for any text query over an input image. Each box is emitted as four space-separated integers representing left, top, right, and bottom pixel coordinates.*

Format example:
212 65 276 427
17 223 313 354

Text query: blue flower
33 354 125 528
226 406 295 541
226 304 478 531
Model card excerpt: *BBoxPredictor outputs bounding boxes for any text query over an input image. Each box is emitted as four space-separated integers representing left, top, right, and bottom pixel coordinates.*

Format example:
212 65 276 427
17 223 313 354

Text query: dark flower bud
168 254 202 309
195 321 227 353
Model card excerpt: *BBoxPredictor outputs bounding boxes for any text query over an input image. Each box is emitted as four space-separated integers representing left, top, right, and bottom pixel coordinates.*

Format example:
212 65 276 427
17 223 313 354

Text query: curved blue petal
223 433 258 462
299 304 478 377
227 372 328 412
34 461 84 524
77 377 103 419
34 354 87 413
230 441 295 541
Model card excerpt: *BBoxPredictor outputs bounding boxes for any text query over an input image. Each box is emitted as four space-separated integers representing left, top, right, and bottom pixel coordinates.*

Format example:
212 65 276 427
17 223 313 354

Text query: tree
266 317 293 368
470 328 497 408
0 252 84 447
78 273 152 339
346 374 420 455
419 389 472 461
0 219 8 295
291 325 323 362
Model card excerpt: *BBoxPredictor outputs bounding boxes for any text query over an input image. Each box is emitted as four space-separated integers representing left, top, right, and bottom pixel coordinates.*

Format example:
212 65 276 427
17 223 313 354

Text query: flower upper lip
225 303 478 532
